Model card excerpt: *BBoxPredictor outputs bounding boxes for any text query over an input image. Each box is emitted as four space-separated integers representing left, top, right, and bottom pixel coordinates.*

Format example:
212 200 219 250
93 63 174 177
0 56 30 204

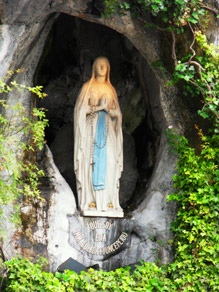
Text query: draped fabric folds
92 111 107 191
74 80 123 212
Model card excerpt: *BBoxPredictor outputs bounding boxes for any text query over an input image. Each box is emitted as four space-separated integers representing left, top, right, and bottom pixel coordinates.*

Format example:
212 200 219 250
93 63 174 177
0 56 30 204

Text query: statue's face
95 59 108 77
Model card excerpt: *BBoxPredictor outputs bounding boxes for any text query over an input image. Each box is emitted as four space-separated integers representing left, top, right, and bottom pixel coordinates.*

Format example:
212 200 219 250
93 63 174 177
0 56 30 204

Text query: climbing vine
105 0 206 30
173 30 219 131
166 23 219 289
0 70 48 237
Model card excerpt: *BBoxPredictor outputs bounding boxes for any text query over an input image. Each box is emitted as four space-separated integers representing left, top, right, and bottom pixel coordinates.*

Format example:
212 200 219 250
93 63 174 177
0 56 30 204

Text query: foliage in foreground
2 257 174 291
167 130 219 291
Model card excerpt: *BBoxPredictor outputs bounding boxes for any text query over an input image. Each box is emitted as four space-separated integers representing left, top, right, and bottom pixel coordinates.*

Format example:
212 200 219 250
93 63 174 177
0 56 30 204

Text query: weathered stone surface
50 123 76 193
1 0 217 272
120 133 138 207
122 87 146 134
68 216 132 261
46 146 77 272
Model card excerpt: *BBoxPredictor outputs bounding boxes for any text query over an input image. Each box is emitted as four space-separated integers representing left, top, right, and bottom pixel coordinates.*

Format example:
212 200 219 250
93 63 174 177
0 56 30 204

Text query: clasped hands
99 94 109 113
89 94 119 118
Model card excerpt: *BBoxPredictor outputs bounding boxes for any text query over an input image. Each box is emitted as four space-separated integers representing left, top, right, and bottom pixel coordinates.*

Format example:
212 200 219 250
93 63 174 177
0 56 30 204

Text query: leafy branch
173 28 219 131
0 71 48 238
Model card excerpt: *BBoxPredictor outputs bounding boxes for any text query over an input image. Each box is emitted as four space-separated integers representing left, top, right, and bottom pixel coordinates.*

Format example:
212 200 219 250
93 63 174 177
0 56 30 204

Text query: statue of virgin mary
74 57 123 217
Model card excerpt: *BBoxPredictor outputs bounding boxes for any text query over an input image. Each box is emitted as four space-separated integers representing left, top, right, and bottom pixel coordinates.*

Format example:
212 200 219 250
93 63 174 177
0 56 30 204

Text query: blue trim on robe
92 111 107 191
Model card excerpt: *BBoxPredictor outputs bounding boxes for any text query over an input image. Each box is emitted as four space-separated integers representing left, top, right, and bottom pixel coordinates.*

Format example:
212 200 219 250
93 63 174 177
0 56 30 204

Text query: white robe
74 81 123 213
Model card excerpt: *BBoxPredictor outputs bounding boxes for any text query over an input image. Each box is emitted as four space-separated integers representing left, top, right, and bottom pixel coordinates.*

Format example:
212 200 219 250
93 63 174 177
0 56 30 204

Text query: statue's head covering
75 56 119 110
91 56 110 82
90 56 120 108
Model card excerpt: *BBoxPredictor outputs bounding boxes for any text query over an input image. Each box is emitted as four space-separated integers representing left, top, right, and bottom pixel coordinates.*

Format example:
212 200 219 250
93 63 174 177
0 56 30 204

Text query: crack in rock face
3 0 215 271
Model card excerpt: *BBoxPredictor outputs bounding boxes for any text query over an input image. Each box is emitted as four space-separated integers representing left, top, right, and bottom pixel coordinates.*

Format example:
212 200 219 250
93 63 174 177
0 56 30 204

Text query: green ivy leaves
104 0 205 31
2 258 176 291
167 129 219 291
173 31 219 132
0 71 48 237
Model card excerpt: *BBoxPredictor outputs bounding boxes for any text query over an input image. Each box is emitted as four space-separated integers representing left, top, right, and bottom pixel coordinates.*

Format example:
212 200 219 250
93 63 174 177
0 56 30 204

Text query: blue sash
92 111 107 191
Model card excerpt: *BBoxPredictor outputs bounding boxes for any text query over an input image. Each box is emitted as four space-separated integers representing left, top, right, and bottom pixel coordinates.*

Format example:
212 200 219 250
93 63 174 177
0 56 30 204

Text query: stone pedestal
68 214 133 261
81 210 124 218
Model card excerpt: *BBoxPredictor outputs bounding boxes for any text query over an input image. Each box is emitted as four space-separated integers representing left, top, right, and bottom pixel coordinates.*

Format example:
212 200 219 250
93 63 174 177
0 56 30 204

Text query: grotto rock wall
0 0 218 271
